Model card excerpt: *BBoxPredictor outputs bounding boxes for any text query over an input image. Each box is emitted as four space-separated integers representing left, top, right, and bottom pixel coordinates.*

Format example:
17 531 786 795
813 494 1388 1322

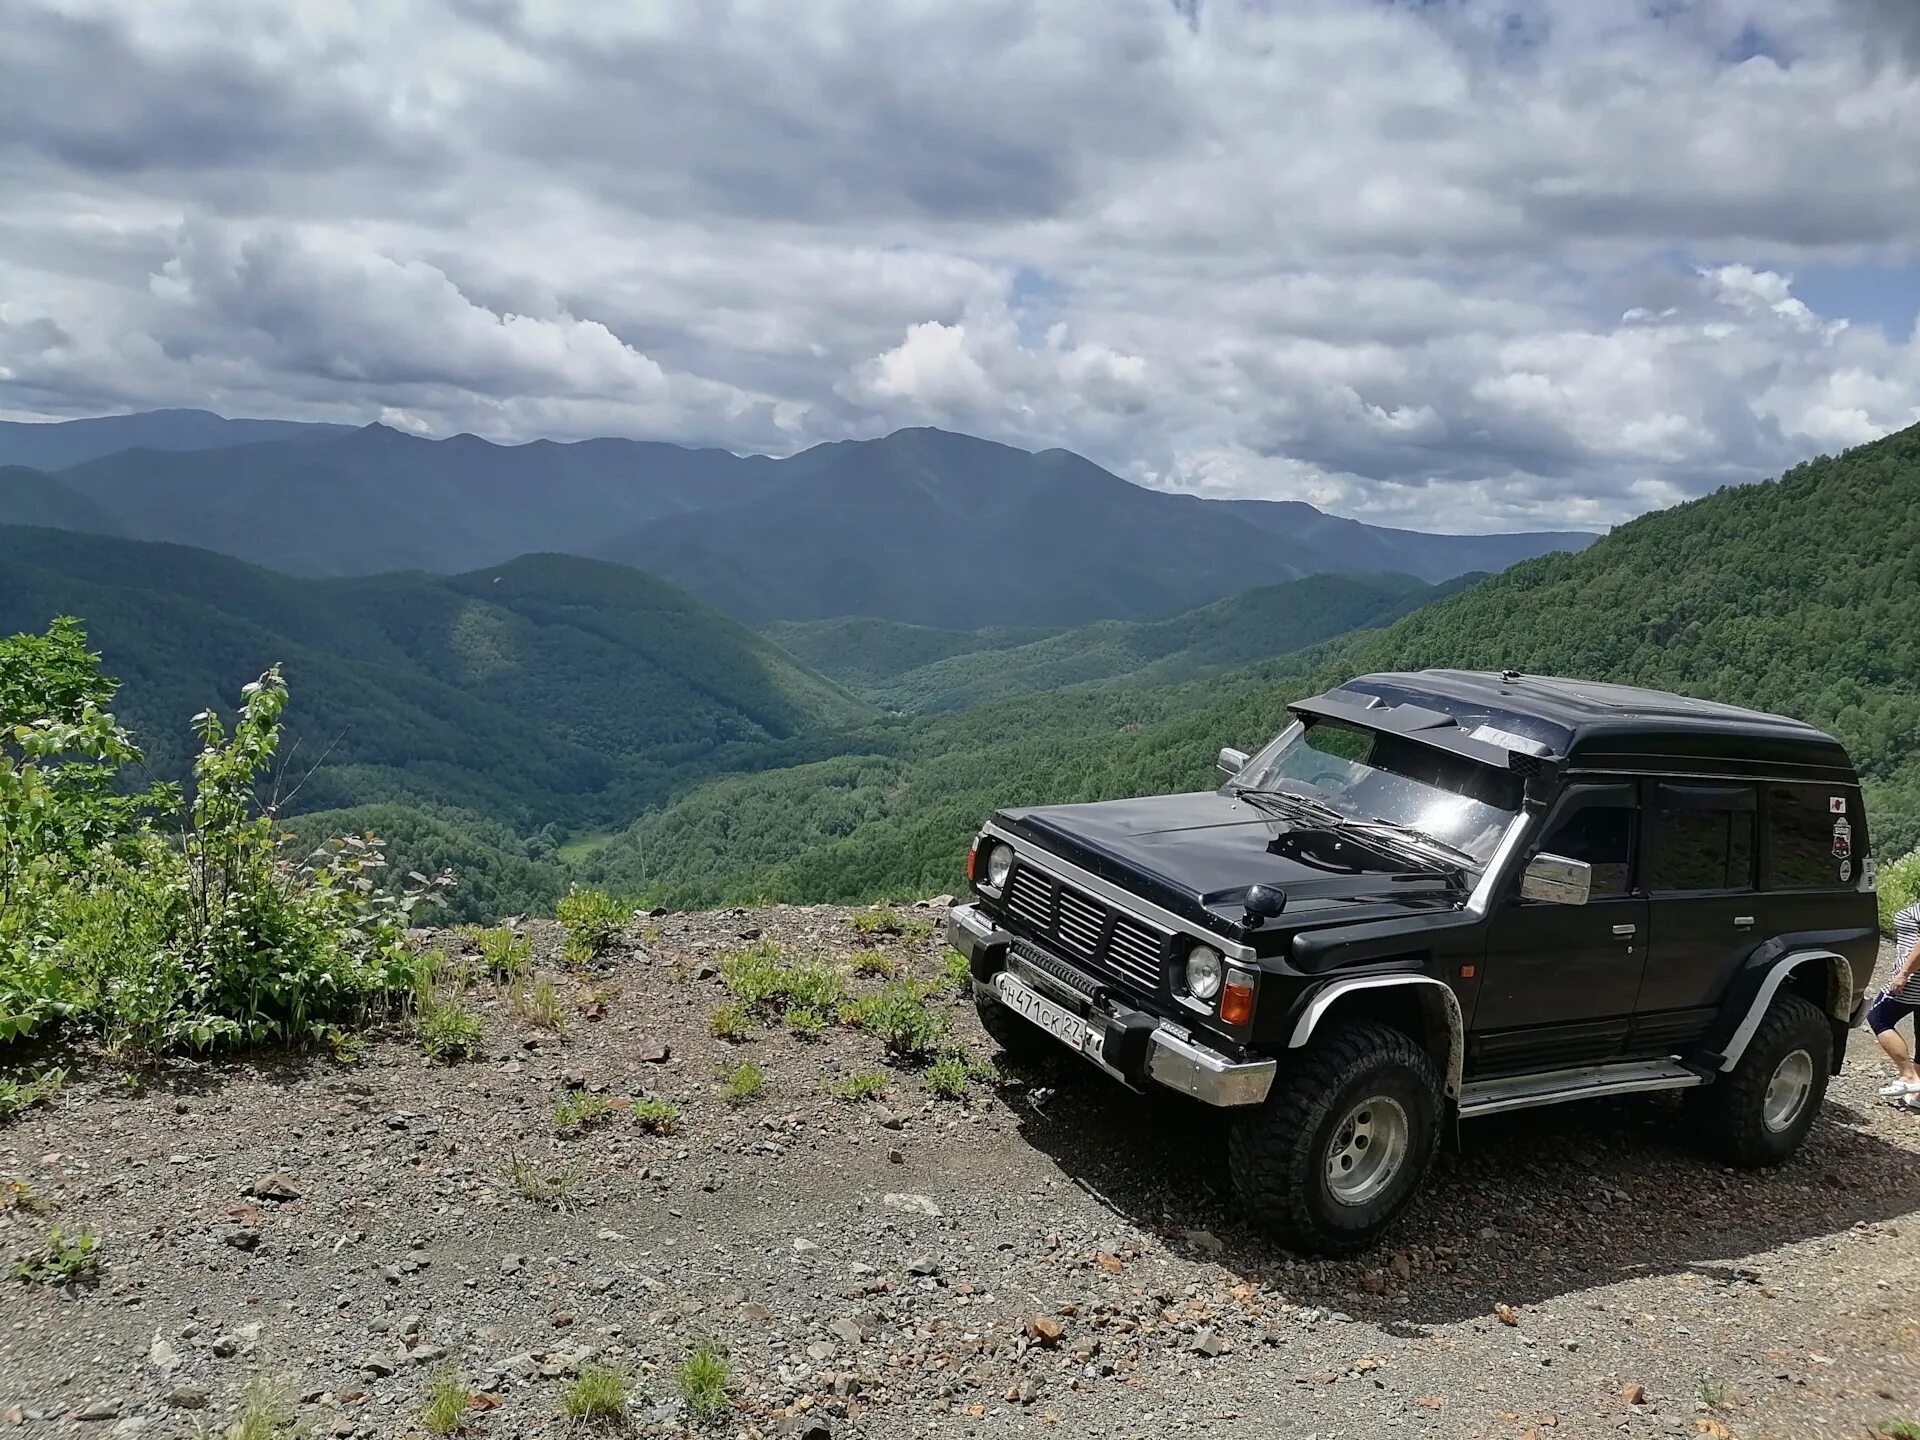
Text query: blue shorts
1868 991 1920 1034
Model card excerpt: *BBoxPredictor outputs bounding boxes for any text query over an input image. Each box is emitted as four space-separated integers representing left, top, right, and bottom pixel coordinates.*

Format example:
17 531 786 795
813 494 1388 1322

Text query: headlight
1185 944 1224 1000
984 842 1014 890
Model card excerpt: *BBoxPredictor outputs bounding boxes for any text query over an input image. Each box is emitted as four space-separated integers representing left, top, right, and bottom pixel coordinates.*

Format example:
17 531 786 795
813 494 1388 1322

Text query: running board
1458 1059 1707 1118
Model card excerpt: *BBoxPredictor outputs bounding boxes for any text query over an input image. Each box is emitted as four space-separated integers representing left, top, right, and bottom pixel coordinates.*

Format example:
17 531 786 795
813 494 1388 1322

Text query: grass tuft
850 907 901 936
829 1071 889 1103
557 888 629 967
418 996 484 1063
708 1003 752 1041
0 1067 67 1122
505 1153 577 1209
677 1341 731 1426
719 1061 766 1107
225 1378 297 1440
785 1004 828 1039
510 975 566 1034
474 926 532 981
841 979 949 1062
552 1092 615 1134
939 948 973 991
2 1179 52 1215
923 1050 982 1100
562 1363 629 1424
630 1097 682 1135
899 915 936 942
421 1367 475 1435
849 950 899 979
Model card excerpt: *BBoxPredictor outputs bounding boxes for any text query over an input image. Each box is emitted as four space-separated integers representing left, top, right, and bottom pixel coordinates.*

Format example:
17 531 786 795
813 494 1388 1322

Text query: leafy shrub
552 1092 615 1134
923 1051 981 1100
708 1003 752 1041
418 1002 484 1063
631 1097 682 1134
0 1067 65 1122
677 1342 731 1426
0 625 442 1053
829 1071 889 1103
850 907 901 936
841 979 949 1062
785 1004 828 1039
12 1224 99 1284
719 1061 765 1106
718 940 788 1009
557 888 629 965
1879 847 1920 934
899 915 935 942
849 950 899 979
940 948 973 991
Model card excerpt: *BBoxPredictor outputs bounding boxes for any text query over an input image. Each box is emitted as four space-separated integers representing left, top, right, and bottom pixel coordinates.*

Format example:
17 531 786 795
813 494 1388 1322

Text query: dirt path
2 903 1916 1438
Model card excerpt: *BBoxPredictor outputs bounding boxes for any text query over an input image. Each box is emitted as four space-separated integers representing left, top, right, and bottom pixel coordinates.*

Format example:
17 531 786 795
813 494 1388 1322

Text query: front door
1472 783 1647 1074
1632 781 1760 1055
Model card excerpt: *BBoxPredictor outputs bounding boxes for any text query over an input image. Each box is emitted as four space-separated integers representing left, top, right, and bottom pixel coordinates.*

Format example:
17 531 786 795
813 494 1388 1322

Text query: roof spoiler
1289 690 1565 780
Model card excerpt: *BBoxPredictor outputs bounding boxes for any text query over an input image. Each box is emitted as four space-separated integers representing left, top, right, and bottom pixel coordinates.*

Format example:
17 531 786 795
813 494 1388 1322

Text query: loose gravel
2 902 1915 1439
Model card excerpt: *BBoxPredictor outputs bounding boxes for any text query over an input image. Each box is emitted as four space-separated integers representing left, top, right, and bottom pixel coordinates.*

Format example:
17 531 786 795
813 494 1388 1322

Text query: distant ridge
0 410 1596 629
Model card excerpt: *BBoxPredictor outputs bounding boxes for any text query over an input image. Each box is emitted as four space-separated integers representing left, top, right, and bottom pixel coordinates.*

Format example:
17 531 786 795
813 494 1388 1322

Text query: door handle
1612 924 1638 936
1734 916 1754 929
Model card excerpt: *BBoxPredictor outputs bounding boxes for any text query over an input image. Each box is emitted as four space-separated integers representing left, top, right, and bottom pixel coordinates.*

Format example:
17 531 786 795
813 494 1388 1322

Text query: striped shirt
1892 904 1920 1004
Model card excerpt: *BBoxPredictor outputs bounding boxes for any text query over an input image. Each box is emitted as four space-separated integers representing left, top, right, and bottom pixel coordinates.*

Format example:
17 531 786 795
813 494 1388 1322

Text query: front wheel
1686 992 1831 1166
1227 1021 1441 1255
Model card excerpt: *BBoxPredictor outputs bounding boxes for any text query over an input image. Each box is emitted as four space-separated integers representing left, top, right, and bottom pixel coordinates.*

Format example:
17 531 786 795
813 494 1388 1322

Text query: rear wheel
1687 993 1830 1166
1228 1021 1441 1255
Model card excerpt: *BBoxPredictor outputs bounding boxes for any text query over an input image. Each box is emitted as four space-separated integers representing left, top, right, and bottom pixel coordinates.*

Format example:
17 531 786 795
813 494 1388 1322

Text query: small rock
245 1173 301 1203
359 1357 396 1378
828 1318 865 1348
499 1354 538 1380
635 1040 671 1064
806 1340 836 1362
906 1256 940 1277
72 1400 122 1422
887 1149 904 1165
792 1238 820 1253
1494 1303 1519 1326
882 1193 940 1217
210 1334 242 1358
1622 1383 1647 1406
1190 1328 1228 1358
500 1254 524 1274
148 1336 180 1370
1181 1230 1224 1254
408 1343 450 1367
875 1111 904 1131
740 1303 774 1323
222 1227 260 1252
163 1386 210 1411
1026 1316 1064 1346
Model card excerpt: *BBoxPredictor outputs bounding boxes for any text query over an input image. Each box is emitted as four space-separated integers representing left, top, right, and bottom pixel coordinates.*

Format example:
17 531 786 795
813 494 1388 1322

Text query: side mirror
1217 747 1249 780
1519 852 1592 905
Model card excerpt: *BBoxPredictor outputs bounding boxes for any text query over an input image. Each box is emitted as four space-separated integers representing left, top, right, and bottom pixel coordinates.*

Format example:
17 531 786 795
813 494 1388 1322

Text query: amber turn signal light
1219 981 1254 1025
965 844 979 883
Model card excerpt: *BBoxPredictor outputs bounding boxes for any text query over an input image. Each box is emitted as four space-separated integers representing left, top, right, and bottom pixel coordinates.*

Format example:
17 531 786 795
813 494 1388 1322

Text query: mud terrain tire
1687 992 1830 1167
1228 1020 1441 1255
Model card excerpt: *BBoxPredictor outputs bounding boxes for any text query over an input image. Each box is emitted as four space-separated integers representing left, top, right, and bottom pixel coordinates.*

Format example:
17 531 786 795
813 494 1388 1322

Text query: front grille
999 862 1168 995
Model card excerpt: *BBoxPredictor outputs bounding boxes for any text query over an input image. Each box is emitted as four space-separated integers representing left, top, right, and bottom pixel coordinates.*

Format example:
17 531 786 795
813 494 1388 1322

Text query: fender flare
1718 948 1852 1072
1288 974 1465 1099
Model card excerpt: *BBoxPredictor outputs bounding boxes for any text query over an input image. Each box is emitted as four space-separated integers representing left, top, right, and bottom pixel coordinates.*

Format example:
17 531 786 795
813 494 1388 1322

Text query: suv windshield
1226 718 1522 868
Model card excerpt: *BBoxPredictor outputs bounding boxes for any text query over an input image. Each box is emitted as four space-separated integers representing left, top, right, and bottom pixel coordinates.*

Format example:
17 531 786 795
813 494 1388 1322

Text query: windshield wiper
1229 785 1346 825
1354 816 1479 869
1233 787 1468 878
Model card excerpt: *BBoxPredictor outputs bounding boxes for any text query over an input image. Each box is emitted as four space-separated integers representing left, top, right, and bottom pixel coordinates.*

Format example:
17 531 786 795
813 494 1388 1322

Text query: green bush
841 979 949 1063
474 926 532 981
556 888 629 965
0 623 442 1053
1879 847 1920 934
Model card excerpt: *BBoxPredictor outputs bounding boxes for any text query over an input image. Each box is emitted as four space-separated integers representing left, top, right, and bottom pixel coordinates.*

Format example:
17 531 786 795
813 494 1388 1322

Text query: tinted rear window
1767 786 1853 889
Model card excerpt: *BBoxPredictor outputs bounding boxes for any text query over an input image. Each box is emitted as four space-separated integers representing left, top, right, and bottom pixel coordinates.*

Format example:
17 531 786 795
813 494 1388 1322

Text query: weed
923 1051 982 1100
557 888 629 966
630 1097 682 1135
324 1028 365 1065
899 915 935 942
421 1367 475 1435
12 1225 100 1284
719 1061 765 1107
2 1179 52 1215
842 980 949 1062
939 948 973 991
418 996 484 1063
785 1005 828 1039
552 1092 615 1134
849 949 899 979
850 907 901 936
562 1363 629 1424
784 962 845 1013
719 940 788 1009
225 1378 297 1440
1878 1423 1920 1440
830 1071 889 1103
475 926 532 981
0 1067 66 1121
511 976 566 1034
505 1153 577 1209
708 1003 752 1041
1700 1376 1729 1409
677 1341 731 1426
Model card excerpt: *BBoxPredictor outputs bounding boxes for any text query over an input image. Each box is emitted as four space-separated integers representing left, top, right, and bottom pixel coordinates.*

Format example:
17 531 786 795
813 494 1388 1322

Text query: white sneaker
1876 1078 1920 1097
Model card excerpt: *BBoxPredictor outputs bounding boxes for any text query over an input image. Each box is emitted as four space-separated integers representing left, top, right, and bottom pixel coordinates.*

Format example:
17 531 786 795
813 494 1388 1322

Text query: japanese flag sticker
1829 796 1847 814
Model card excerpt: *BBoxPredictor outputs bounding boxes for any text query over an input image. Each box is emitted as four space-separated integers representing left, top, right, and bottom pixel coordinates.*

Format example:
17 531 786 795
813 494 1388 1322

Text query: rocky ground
2 901 1916 1439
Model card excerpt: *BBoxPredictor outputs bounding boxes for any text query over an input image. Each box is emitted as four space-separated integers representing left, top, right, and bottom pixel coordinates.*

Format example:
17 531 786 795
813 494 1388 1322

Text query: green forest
7 420 1920 921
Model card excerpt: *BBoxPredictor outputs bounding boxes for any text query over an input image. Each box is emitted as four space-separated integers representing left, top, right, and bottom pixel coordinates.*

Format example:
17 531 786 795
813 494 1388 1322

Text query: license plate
993 971 1089 1052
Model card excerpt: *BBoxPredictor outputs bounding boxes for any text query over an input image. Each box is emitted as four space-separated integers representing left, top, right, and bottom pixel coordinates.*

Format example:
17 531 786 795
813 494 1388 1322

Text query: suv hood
994 790 1464 937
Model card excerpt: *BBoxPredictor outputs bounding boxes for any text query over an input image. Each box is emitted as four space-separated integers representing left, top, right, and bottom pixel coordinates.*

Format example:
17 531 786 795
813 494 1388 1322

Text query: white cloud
3 0 1920 528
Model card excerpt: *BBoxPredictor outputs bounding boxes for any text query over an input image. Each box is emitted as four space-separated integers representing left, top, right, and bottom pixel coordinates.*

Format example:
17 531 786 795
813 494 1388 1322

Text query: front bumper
948 902 1275 1107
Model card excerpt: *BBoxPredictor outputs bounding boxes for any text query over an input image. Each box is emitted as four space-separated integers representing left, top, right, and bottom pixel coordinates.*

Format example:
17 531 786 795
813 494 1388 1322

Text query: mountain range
0 411 1594 629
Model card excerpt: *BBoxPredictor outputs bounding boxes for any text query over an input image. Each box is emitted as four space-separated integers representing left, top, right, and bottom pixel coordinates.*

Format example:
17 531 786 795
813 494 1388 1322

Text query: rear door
1632 781 1758 1054
1474 782 1647 1072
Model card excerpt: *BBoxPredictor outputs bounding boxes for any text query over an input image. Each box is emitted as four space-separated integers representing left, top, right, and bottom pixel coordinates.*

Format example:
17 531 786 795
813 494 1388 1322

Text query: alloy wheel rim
1325 1094 1410 1206
1762 1049 1815 1133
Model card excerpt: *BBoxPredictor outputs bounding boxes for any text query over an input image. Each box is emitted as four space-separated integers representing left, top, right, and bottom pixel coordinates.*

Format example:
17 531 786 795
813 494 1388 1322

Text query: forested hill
770 571 1451 713
586 420 1920 905
0 526 871 831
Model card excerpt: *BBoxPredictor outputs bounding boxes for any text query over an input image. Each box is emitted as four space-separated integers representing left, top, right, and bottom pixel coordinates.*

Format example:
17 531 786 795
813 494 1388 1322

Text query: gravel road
2 902 1915 1439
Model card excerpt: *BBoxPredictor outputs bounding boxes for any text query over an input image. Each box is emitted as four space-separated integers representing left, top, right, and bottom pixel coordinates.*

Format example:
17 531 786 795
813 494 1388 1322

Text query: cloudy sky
4 0 1919 532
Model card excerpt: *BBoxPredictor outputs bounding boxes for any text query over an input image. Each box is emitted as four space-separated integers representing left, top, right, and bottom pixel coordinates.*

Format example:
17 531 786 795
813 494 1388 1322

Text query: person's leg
1869 995 1920 1084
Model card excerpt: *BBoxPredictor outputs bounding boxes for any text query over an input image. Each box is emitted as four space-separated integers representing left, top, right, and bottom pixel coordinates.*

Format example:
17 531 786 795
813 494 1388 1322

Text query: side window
1538 802 1635 898
1767 786 1850 889
1647 784 1755 893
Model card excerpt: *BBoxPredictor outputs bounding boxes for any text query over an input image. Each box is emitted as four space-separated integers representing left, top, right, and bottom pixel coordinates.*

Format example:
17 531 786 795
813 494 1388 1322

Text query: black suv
948 670 1879 1253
